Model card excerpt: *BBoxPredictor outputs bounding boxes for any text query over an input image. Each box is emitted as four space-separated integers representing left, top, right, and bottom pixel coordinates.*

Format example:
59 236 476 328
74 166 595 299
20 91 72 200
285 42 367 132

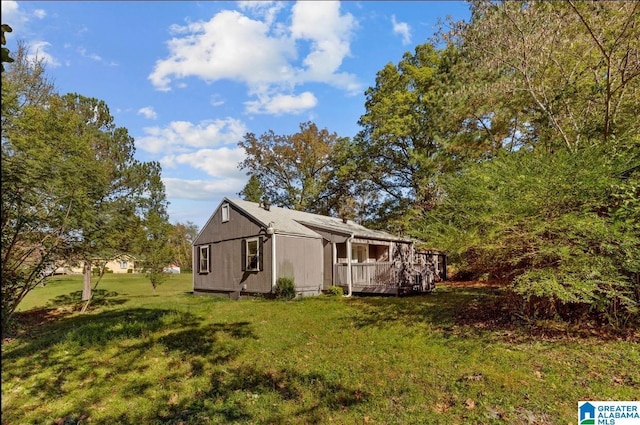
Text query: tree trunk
82 260 92 301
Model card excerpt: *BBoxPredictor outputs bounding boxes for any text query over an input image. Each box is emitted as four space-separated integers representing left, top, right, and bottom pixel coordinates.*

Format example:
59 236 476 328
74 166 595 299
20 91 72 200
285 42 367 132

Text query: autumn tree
448 0 640 150
238 121 353 215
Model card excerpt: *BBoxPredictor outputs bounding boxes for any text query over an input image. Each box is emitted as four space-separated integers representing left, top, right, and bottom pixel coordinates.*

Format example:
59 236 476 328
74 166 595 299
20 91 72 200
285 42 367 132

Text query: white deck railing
334 262 397 288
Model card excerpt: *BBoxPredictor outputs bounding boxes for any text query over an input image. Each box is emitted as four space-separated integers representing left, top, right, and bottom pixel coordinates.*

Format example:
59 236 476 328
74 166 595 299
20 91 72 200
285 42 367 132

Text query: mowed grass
2 275 638 425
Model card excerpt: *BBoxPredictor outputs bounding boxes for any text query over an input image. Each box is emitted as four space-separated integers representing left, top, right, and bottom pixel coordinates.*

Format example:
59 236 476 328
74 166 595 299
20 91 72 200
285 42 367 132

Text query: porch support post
271 232 277 290
346 235 353 297
332 242 337 286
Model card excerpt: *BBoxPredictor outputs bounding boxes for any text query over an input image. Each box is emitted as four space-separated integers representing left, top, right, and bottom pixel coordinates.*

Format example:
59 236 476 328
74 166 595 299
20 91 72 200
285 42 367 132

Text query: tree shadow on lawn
47 289 127 309
346 283 638 342
2 306 365 425
348 284 507 330
158 365 368 425
2 307 260 424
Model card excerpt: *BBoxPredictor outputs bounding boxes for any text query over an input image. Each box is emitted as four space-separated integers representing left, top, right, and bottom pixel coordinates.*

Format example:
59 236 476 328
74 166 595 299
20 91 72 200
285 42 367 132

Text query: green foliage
353 44 465 230
347 0 640 326
274 277 296 300
134 172 174 292
417 145 639 325
1 43 166 334
1 23 13 72
238 174 265 203
166 221 198 273
326 286 344 297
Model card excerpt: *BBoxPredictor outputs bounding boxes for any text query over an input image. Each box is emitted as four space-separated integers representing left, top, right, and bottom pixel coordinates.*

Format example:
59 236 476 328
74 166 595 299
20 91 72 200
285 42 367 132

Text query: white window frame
199 245 210 273
245 237 260 271
221 203 230 223
119 260 128 269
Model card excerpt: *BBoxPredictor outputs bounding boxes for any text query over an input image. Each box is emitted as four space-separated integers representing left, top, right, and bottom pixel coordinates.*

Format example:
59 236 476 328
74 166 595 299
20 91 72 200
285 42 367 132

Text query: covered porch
329 239 436 295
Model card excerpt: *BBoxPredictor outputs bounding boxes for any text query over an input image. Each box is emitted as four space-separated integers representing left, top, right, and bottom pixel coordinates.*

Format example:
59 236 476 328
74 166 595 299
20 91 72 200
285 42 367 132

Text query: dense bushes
417 144 639 326
326 286 344 297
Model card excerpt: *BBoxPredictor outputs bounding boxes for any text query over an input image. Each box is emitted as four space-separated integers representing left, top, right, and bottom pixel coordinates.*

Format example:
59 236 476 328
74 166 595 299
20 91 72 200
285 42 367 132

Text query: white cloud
78 47 102 62
1 1 28 31
27 41 60 67
209 94 225 107
164 177 246 201
1 2 46 33
136 117 248 154
392 15 412 45
139 118 250 202
149 10 296 92
289 1 358 90
163 147 246 179
244 91 317 115
237 1 285 26
137 106 158 120
149 1 361 113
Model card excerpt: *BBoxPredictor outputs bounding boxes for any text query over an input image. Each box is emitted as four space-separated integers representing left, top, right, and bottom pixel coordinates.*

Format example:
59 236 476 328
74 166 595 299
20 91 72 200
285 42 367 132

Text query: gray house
192 198 445 298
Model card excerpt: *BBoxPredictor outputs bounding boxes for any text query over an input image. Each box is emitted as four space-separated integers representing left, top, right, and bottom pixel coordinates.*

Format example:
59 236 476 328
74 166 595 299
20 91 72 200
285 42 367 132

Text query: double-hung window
199 245 210 273
242 237 262 272
246 238 259 271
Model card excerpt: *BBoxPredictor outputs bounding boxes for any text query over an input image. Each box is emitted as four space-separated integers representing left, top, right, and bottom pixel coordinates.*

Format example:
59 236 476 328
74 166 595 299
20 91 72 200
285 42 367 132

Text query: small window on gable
221 203 230 223
199 245 210 274
242 237 262 272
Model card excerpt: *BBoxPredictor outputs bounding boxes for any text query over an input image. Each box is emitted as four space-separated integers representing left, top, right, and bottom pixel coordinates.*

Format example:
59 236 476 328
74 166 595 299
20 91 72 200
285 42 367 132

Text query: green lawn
2 274 638 425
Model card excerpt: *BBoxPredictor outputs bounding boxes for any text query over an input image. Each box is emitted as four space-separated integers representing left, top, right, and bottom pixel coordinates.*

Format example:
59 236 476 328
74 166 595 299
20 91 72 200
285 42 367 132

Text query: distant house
68 254 138 274
192 198 446 299
163 264 181 274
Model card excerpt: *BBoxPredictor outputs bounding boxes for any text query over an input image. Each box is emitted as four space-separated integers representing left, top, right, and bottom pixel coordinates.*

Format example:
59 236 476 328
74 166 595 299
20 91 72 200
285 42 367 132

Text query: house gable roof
224 198 410 243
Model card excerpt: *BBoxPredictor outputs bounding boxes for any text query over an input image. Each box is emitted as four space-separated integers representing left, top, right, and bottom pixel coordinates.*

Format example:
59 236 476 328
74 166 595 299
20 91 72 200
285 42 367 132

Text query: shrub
274 277 296 300
326 286 344 297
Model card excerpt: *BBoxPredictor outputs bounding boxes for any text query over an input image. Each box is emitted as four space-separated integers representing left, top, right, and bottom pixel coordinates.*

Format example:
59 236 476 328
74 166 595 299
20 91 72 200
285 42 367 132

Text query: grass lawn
2 274 638 424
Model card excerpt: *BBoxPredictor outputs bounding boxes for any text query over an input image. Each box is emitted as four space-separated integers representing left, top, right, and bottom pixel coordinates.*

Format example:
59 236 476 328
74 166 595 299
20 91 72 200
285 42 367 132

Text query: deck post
346 235 353 296
332 242 337 286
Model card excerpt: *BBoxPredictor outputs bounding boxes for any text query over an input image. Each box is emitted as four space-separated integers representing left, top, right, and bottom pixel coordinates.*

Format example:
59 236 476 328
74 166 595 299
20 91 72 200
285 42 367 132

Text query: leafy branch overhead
1 24 14 72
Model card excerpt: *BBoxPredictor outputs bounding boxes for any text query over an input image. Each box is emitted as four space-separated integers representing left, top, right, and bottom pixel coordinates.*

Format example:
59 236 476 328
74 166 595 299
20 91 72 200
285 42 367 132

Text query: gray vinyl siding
193 202 273 294
322 239 333 290
276 235 323 295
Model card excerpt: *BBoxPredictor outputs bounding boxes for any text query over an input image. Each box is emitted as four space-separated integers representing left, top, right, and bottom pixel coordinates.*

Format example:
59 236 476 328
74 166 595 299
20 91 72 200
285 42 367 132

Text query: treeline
240 1 639 326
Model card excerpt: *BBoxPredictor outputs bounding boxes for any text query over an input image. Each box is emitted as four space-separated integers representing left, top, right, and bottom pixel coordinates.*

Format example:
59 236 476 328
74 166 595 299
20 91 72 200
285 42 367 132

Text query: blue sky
3 1 471 229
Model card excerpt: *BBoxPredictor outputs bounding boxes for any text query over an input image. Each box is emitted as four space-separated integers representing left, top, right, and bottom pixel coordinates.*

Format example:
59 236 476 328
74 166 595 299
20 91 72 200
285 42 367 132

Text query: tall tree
135 169 174 293
238 175 264 203
238 121 351 215
449 0 640 150
353 43 493 230
414 0 640 324
1 43 166 332
167 221 199 273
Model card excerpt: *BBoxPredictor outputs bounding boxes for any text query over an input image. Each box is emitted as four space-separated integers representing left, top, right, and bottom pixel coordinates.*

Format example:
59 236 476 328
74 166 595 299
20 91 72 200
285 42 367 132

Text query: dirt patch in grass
3 307 75 343
442 280 504 289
